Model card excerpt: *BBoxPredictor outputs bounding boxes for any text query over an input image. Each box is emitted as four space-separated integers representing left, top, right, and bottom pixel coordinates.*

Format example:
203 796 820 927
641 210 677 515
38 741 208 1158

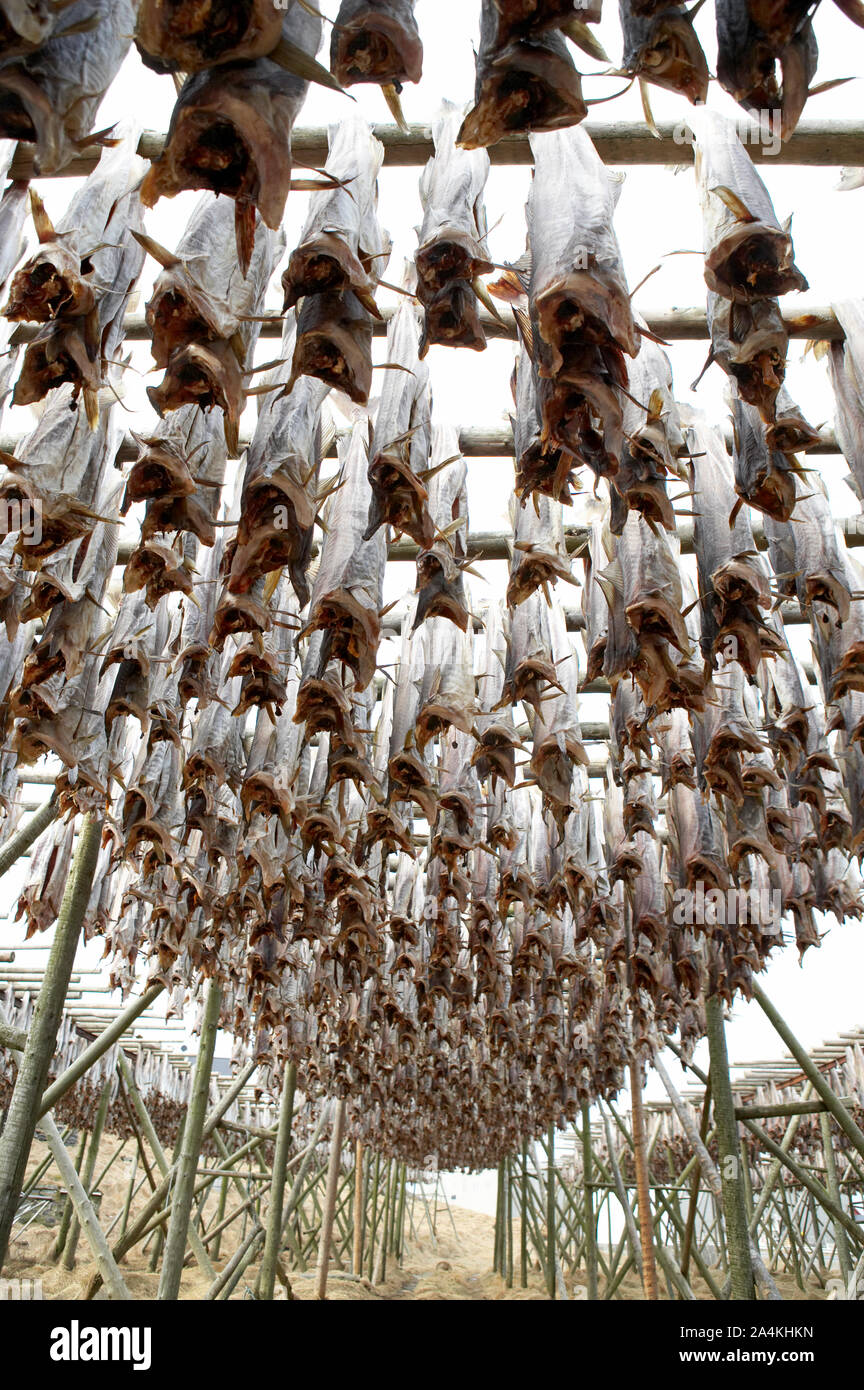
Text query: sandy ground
4 1134 831 1302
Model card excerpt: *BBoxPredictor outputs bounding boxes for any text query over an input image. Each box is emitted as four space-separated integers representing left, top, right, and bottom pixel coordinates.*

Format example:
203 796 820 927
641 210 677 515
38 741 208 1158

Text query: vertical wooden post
520 1143 528 1288
820 1111 852 1285
366 1152 380 1279
506 1156 514 1288
629 1057 658 1300
395 1163 407 1260
157 979 222 1301
315 1097 346 1299
581 1102 598 1299
0 813 101 1268
680 1080 711 1283
352 1140 364 1274
258 1060 296 1300
64 1077 112 1269
546 1124 556 1299
119 1148 139 1243
494 1160 504 1273
705 994 755 1300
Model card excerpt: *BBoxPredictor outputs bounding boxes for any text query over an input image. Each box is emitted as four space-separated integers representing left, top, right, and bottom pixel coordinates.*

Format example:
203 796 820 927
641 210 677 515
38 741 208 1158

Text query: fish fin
28 188 56 244
710 186 756 222
270 38 350 95
640 79 661 140
382 84 410 133
130 229 181 270
559 18 609 62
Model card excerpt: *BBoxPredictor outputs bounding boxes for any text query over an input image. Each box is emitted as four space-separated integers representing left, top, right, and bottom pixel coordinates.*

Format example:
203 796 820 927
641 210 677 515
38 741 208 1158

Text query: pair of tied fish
691 108 819 525
3 122 146 424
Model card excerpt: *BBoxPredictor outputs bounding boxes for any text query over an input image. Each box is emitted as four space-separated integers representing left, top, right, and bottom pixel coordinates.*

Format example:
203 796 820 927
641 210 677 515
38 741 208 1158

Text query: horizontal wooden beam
9 303 834 347
8 120 864 181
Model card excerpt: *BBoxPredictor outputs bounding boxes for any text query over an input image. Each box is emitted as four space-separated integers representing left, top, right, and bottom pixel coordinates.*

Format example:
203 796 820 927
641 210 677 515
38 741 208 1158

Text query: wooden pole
629 1058 658 1300
352 1140 364 1275
39 984 165 1118
40 1109 131 1301
520 1145 528 1288
820 1112 852 1283
51 1126 89 1261
546 1125 556 1299
680 1081 711 1284
157 980 222 1301
315 1097 347 1300
0 813 101 1268
366 1153 381 1279
506 1156 514 1288
705 996 756 1300
494 1161 504 1274
63 1077 112 1270
581 1104 598 1299
258 1061 296 1301
751 983 864 1163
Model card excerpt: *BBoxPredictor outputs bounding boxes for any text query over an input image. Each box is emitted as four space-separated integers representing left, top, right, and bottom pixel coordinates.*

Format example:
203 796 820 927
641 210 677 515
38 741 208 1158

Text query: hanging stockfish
242 663 303 829
141 3 322 272
432 727 482 868
497 785 536 918
0 0 135 173
15 815 75 937
691 107 808 302
491 2 604 39
230 315 329 603
125 408 228 609
12 129 146 417
387 611 438 822
0 377 121 562
458 1 586 149
811 551 864 701
364 296 434 547
143 193 282 454
716 0 817 140
415 100 493 355
472 599 520 788
305 419 387 692
763 473 852 624
766 383 820 455
282 112 386 314
693 658 766 807
619 0 709 102
602 766 643 884
511 343 580 503
827 300 864 504
414 422 470 629
685 407 783 675
415 615 477 751
704 291 787 421
229 571 299 718
0 0 62 55
729 385 801 521
100 593 172 744
529 598 588 823
581 515 609 683
506 489 575 607
176 533 225 706
614 511 701 710
135 0 285 72
330 1 423 88
500 588 564 717
296 628 357 748
611 323 684 532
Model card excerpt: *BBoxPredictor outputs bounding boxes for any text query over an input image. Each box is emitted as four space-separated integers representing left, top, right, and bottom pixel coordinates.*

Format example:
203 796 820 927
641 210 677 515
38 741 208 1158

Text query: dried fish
136 0 284 73
364 298 434 546
692 108 808 302
511 343 579 503
141 4 322 270
305 419 387 691
619 0 709 102
289 288 375 406
705 291 787 421
472 600 520 787
414 422 470 630
828 299 864 503
506 489 574 607
0 0 135 174
458 2 586 150
330 0 422 87
716 0 817 140
730 386 800 521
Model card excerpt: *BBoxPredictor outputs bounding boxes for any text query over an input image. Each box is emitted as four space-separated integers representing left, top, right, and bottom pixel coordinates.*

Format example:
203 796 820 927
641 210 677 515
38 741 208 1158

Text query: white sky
1 1 863 1169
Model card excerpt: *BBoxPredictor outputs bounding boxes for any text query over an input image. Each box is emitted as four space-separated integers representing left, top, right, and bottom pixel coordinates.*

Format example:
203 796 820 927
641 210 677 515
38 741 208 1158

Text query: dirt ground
4 1134 832 1302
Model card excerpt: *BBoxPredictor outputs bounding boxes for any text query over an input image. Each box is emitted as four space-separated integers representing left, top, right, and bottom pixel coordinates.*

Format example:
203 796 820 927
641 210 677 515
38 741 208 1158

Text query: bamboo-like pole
0 813 101 1268
581 1104 598 1300
51 1126 89 1261
680 1081 711 1284
63 1077 112 1270
39 984 165 1118
116 1051 216 1282
258 1061 296 1301
157 980 222 1301
820 1112 852 1284
315 1098 347 1300
546 1125 556 1300
366 1153 381 1279
629 1059 658 1300
506 1156 514 1289
40 1108 131 1301
375 1158 393 1285
395 1163 407 1261
119 1149 139 1244
705 997 755 1300
740 1117 864 1251
520 1145 528 1288
352 1140 364 1275
494 1161 504 1274
751 983 864 1163
602 1112 642 1282
0 795 57 879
